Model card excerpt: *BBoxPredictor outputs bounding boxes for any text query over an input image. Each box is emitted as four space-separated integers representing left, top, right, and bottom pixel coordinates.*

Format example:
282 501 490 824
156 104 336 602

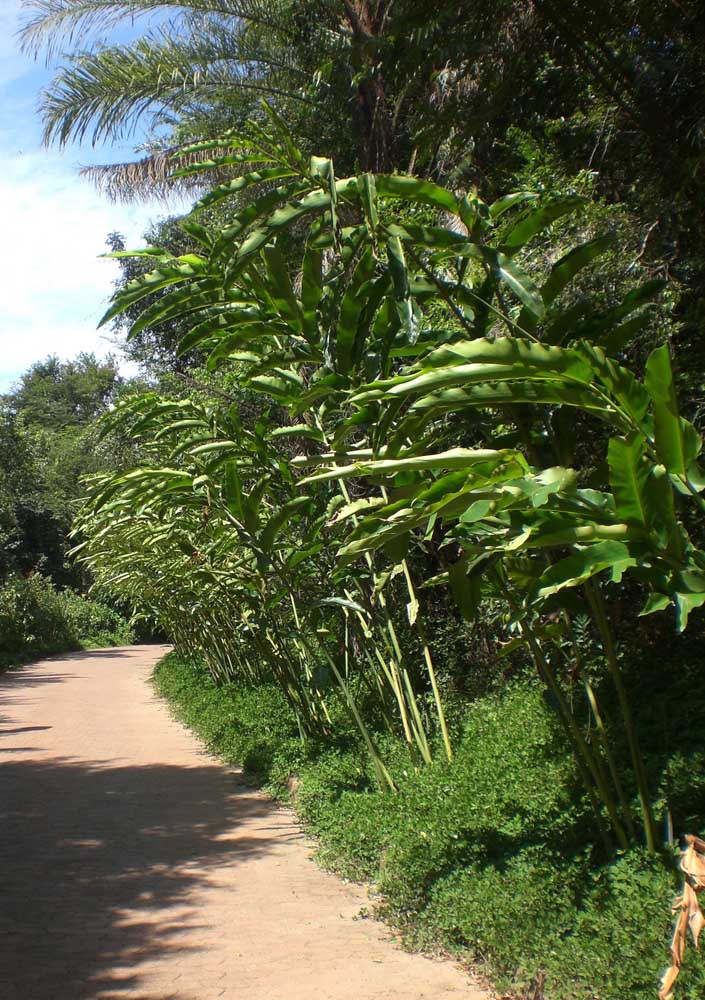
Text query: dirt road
0 646 488 1000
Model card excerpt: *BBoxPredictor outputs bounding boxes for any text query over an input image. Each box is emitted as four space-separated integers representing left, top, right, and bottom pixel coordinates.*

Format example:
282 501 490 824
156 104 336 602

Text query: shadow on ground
0 697 286 999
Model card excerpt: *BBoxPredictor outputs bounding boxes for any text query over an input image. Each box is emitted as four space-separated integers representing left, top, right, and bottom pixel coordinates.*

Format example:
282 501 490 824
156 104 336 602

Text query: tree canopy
0 354 138 584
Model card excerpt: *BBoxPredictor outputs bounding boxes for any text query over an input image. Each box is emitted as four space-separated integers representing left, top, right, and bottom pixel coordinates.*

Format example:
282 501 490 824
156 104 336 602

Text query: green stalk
523 622 625 852
320 446 430 762
342 582 419 752
583 677 637 842
362 645 398 735
287 588 333 726
297 628 396 792
584 581 657 853
400 666 432 764
497 572 625 852
559 609 637 841
400 558 453 761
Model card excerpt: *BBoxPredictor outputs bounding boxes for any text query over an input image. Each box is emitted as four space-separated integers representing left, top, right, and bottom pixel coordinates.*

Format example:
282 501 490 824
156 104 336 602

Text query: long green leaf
503 196 586 251
375 175 459 213
534 541 637 600
607 435 651 529
299 447 519 483
645 344 702 477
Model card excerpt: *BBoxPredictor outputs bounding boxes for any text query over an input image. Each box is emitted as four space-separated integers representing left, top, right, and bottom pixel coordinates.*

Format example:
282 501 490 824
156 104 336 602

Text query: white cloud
0 148 169 390
0 2 193 391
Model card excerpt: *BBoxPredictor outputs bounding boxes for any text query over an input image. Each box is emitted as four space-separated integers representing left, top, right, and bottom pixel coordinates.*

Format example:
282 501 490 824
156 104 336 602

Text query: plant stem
497 571 625 852
400 558 453 761
583 677 637 842
584 580 657 853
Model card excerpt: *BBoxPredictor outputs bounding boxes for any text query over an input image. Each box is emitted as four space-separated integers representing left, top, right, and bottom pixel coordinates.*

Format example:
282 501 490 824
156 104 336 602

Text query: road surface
0 646 488 1000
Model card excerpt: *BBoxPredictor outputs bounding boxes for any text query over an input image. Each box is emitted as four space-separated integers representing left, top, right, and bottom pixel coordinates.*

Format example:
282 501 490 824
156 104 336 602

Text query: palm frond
20 0 295 61
79 145 239 202
40 26 317 146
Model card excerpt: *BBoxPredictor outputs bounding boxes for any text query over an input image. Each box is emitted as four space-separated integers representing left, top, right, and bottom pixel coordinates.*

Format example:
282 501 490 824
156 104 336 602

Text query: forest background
3 3 705 998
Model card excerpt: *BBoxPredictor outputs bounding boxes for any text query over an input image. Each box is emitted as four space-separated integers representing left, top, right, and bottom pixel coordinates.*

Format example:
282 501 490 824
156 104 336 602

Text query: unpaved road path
0 646 489 1000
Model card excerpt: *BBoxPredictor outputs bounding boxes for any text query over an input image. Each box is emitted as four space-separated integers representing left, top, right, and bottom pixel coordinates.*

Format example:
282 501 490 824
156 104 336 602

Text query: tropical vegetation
67 121 705 995
6 1 705 997
0 571 133 667
0 355 137 666
154 650 705 1000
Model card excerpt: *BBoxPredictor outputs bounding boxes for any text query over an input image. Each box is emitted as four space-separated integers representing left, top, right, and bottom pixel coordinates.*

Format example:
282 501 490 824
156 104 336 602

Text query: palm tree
21 1 705 206
21 1 548 199
19 0 408 199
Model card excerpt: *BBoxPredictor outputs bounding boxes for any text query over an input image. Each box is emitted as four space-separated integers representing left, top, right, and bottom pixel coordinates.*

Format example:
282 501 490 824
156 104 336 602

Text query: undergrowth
0 572 134 669
153 652 705 1000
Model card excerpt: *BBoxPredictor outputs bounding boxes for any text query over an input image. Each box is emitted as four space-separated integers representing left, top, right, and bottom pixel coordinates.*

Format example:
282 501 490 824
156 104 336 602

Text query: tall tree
6 353 122 428
21 1 548 189
0 354 138 584
21 0 394 182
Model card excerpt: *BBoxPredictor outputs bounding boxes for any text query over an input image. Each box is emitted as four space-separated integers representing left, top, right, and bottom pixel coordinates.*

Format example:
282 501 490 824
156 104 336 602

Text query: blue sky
0 2 190 391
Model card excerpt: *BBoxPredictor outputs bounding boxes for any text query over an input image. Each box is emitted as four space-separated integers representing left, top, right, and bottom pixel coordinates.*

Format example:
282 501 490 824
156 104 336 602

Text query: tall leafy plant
74 120 705 850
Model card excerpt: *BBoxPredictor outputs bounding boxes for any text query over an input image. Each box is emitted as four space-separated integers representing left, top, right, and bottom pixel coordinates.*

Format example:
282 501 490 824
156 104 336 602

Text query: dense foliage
0 572 133 668
73 122 703 810
0 355 138 662
60 121 705 999
0 354 131 584
19 2 705 386
13 3 705 998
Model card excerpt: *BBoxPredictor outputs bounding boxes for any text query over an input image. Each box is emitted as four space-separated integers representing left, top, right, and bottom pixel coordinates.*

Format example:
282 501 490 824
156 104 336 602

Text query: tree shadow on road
0 754 288 1000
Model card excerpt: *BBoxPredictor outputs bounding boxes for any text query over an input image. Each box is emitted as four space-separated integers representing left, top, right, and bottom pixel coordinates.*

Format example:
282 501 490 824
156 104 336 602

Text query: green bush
0 572 74 660
56 587 133 648
0 572 133 666
154 652 705 1000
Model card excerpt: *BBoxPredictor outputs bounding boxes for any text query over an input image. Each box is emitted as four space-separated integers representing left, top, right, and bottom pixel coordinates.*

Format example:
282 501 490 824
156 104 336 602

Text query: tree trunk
342 0 395 172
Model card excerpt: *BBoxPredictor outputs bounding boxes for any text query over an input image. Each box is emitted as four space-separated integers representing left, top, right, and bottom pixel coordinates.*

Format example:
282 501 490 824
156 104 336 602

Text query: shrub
0 572 74 661
56 588 133 648
0 572 133 666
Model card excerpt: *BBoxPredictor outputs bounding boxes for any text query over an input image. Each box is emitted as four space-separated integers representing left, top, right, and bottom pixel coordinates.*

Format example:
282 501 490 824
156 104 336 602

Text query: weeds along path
0 646 487 1000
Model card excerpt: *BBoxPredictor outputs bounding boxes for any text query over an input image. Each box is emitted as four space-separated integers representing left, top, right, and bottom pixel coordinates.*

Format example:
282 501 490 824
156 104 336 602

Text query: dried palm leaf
659 834 705 1000
80 145 236 203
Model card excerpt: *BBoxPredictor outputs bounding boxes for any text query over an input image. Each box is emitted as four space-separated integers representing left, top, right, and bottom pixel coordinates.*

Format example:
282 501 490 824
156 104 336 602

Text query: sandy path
0 646 488 1000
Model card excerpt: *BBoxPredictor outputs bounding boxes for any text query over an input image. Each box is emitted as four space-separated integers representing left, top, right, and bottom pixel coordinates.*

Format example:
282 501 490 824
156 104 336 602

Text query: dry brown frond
80 145 236 204
659 834 705 1000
